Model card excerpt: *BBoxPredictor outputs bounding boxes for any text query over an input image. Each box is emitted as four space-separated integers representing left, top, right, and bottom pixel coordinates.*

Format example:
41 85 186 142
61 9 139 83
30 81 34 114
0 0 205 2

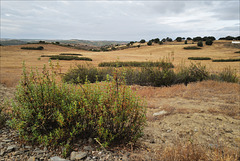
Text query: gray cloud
1 1 239 41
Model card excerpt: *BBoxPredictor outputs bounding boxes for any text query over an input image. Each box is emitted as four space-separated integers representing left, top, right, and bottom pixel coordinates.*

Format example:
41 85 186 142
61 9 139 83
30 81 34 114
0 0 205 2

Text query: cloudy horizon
1 0 239 41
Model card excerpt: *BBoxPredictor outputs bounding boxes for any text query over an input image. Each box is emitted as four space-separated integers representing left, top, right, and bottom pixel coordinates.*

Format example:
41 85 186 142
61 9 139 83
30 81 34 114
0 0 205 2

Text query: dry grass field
1 40 239 87
0 40 240 160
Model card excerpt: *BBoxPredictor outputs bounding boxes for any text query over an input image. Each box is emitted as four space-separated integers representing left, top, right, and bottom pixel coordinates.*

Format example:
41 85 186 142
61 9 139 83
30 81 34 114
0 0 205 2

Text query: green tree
147 41 152 46
175 37 182 42
197 41 203 47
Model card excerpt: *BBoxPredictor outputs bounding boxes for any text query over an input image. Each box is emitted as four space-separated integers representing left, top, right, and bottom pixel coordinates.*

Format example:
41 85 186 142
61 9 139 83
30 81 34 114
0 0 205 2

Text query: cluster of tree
218 36 240 40
192 36 216 42
161 37 173 42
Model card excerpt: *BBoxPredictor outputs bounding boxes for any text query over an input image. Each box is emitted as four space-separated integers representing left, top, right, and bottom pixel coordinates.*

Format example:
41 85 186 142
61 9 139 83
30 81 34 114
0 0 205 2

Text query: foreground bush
9 63 146 148
21 46 44 50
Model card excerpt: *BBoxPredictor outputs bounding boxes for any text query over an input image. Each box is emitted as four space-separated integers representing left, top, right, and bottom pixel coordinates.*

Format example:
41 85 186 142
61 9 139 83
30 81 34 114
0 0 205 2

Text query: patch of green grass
98 61 174 68
59 53 83 56
21 46 44 50
188 57 211 60
41 55 92 61
212 58 240 62
183 46 201 50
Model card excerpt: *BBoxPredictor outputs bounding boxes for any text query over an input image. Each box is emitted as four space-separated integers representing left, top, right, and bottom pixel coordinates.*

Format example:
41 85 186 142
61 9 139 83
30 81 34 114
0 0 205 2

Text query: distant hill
0 38 128 47
0 39 28 46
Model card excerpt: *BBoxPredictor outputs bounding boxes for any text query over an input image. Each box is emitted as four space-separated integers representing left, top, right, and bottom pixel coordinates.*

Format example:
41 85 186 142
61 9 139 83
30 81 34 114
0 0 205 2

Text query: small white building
232 41 240 44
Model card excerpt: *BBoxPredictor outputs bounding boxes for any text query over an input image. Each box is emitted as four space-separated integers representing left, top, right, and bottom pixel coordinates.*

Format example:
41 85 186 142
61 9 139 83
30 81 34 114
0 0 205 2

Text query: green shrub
147 41 152 46
154 38 160 43
63 65 113 84
64 62 238 87
140 39 146 43
9 63 146 148
159 41 163 45
98 61 174 68
185 40 187 44
41 55 92 61
205 39 213 45
212 58 240 62
175 37 182 42
176 63 209 85
188 57 211 60
59 53 83 56
183 46 201 50
210 67 239 83
21 46 44 50
197 41 203 47
234 51 240 53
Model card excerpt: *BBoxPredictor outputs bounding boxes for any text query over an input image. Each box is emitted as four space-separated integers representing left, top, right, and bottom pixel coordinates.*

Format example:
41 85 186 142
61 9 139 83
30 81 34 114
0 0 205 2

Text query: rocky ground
0 81 240 160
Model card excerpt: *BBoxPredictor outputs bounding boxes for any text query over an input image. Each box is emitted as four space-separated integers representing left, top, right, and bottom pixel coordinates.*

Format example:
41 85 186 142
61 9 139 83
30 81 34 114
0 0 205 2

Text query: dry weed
156 142 239 161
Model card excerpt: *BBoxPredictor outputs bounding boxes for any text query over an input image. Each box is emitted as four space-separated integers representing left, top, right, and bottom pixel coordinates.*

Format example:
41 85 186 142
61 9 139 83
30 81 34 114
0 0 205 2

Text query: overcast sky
1 0 239 41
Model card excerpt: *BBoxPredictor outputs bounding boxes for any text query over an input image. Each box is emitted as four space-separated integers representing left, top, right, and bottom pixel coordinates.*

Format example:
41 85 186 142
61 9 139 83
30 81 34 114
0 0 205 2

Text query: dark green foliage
183 46 201 50
9 64 146 148
197 41 203 47
193 36 202 42
205 39 213 45
175 37 182 42
140 39 146 43
21 46 44 50
219 36 236 40
159 41 163 45
212 58 240 62
185 40 187 44
59 53 83 56
41 55 92 61
63 65 113 84
129 41 134 45
188 57 211 60
39 41 45 44
137 45 140 48
166 37 172 42
234 51 240 53
187 37 192 40
202 36 215 41
147 41 152 46
98 61 174 68
64 62 239 87
154 38 160 43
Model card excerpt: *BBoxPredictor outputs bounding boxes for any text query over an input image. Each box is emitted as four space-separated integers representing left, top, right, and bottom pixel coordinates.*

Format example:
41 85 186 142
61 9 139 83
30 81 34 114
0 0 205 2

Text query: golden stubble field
0 41 240 159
